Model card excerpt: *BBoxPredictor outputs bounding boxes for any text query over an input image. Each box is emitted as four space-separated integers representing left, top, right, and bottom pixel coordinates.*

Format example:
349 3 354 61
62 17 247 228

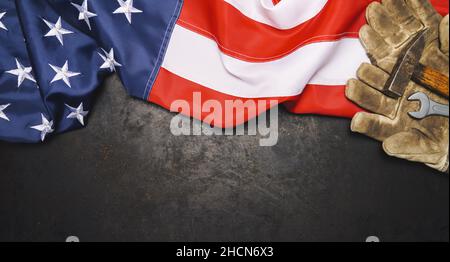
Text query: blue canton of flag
0 0 182 142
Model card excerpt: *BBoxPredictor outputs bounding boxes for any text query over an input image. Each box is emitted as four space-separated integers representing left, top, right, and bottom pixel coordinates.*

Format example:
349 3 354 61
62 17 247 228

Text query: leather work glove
346 0 449 173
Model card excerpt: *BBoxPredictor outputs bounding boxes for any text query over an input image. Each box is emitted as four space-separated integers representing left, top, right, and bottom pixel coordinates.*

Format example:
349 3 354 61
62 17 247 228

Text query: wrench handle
430 101 450 117
413 64 449 98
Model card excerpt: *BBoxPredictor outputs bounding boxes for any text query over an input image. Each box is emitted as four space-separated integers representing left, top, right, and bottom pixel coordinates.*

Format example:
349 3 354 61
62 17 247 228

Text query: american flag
0 0 448 143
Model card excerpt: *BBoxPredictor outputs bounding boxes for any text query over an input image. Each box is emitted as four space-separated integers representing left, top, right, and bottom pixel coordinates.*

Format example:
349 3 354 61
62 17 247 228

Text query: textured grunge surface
0 75 448 242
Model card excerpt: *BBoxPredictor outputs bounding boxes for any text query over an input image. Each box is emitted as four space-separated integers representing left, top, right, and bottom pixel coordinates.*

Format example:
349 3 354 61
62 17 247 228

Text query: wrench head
407 92 430 119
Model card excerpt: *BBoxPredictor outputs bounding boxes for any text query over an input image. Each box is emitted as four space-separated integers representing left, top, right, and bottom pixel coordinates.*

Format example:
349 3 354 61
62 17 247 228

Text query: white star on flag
43 17 74 45
0 12 7 31
71 0 97 30
6 58 36 88
113 0 143 24
49 61 81 88
98 48 122 72
0 104 11 121
30 114 54 141
66 102 89 126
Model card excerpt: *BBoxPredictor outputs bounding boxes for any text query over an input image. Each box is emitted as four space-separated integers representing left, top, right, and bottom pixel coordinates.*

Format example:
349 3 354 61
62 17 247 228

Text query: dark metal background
0 76 448 242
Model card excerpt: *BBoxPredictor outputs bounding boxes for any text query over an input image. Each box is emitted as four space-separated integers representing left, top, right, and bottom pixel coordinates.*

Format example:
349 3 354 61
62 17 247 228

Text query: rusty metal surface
0 75 448 242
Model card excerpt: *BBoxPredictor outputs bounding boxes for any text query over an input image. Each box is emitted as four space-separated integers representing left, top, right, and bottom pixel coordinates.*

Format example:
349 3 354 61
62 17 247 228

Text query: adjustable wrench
408 92 449 119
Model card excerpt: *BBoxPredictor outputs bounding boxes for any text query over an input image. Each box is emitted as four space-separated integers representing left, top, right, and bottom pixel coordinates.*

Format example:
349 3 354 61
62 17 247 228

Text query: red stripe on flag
178 0 371 62
150 68 297 128
149 69 360 127
178 0 448 62
285 85 362 118
430 0 449 15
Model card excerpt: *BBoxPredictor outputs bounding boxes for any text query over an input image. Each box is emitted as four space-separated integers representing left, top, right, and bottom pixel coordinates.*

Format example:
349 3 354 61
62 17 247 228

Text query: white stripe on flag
161 25 369 99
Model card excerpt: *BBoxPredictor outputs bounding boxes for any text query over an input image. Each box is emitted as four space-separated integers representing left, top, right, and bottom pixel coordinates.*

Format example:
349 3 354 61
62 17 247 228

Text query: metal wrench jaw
408 92 449 119
408 92 430 119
